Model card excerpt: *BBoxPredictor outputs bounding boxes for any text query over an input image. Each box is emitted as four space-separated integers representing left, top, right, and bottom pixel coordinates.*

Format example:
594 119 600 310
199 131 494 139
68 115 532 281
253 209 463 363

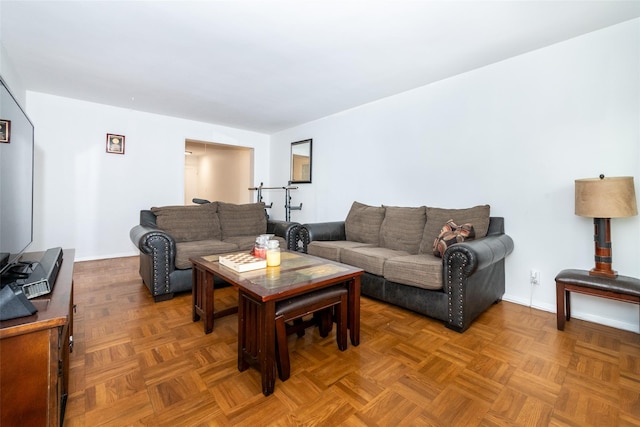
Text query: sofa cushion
432 220 476 257
384 254 443 290
340 246 409 276
344 201 385 245
174 239 239 269
379 206 427 254
151 203 221 243
420 205 490 254
307 240 374 263
217 202 267 239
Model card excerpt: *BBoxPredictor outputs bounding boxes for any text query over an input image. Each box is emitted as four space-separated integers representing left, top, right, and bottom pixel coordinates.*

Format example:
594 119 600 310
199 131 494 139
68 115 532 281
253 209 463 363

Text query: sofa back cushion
419 205 490 254
217 202 267 239
151 202 221 242
379 206 427 254
344 201 386 245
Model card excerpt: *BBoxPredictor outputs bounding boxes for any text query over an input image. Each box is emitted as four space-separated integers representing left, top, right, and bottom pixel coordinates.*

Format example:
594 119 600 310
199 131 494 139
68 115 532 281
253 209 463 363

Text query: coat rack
249 182 302 221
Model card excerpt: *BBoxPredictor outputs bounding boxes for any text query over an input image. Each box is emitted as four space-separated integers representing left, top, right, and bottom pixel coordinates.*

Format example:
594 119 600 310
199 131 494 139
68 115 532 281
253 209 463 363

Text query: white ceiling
2 1 640 133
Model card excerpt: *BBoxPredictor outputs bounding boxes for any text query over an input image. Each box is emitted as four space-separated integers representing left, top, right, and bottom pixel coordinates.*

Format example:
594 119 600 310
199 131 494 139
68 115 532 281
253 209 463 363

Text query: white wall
25 93 270 260
270 20 640 332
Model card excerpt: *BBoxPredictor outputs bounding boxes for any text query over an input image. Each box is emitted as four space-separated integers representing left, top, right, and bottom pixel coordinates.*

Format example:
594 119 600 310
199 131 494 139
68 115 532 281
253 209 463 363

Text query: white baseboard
502 296 639 333
73 251 139 263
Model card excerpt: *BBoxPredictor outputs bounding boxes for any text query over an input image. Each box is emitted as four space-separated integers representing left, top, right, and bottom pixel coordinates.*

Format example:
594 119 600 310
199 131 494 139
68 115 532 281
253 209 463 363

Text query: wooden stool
555 269 640 331
275 286 348 381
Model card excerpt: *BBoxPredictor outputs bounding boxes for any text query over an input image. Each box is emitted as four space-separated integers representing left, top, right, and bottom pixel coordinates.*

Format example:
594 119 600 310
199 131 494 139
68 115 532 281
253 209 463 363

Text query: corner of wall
0 41 28 107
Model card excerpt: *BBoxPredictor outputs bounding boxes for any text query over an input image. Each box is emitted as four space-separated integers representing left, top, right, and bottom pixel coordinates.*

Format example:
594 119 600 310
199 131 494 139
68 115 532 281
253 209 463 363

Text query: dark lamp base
589 217 617 279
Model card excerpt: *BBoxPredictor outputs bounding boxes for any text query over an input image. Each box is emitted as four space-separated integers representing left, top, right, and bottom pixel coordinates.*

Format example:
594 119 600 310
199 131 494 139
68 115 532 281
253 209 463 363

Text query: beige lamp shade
575 176 638 218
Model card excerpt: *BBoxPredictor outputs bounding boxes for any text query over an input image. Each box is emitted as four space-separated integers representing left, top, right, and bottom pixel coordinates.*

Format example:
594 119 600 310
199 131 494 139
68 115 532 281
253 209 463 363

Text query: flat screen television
0 76 34 275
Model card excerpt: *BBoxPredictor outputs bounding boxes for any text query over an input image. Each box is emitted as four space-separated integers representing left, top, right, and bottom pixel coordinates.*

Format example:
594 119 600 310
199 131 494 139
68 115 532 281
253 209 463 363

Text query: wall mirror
290 139 312 183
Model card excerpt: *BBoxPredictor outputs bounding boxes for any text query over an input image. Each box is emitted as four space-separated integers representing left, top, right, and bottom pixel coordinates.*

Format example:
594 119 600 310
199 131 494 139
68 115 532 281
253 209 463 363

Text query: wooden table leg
238 291 249 372
348 276 361 346
203 271 215 334
192 266 215 333
192 266 200 323
258 300 276 396
556 280 566 331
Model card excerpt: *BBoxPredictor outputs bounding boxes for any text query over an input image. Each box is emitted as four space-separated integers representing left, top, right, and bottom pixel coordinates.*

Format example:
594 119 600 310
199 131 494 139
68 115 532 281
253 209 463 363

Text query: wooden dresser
0 249 74 427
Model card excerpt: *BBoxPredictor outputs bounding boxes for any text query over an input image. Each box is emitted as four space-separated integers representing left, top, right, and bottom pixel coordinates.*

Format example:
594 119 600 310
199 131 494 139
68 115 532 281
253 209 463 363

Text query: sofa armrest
267 219 300 251
443 233 514 332
130 224 176 259
130 224 177 297
444 233 514 275
298 221 346 253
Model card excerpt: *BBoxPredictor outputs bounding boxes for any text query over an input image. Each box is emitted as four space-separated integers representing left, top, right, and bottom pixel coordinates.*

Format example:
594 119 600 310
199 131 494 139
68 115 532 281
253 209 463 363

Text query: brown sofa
130 201 299 301
298 202 514 332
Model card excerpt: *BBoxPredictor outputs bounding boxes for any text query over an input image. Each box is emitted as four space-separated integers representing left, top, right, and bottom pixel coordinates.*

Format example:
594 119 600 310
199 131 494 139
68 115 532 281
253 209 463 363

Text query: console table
555 268 640 331
0 249 75 427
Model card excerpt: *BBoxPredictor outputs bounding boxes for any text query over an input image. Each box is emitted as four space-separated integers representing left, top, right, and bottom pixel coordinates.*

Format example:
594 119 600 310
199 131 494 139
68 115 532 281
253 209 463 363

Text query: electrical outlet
530 269 540 285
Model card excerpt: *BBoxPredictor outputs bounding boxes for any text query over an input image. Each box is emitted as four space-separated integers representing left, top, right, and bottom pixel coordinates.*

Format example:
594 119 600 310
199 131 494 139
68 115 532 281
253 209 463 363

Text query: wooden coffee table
190 251 363 396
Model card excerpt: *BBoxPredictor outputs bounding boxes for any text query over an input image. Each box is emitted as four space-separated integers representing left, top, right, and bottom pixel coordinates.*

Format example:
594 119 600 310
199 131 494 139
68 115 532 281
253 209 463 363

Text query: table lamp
575 175 638 278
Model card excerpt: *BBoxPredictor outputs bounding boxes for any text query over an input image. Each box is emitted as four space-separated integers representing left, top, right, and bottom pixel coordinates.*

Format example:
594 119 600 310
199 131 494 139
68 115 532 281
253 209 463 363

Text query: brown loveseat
298 202 514 332
130 201 298 301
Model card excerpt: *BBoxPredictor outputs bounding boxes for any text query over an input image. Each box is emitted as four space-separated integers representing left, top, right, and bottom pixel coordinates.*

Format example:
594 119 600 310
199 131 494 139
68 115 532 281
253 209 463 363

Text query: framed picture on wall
106 133 125 154
0 120 10 143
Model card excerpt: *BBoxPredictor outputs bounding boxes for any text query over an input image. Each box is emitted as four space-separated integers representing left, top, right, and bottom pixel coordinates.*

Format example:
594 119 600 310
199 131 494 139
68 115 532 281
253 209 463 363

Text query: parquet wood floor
63 256 640 426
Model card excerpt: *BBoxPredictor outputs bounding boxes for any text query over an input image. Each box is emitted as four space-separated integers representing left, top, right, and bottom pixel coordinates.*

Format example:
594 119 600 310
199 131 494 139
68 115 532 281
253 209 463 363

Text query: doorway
184 140 254 205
